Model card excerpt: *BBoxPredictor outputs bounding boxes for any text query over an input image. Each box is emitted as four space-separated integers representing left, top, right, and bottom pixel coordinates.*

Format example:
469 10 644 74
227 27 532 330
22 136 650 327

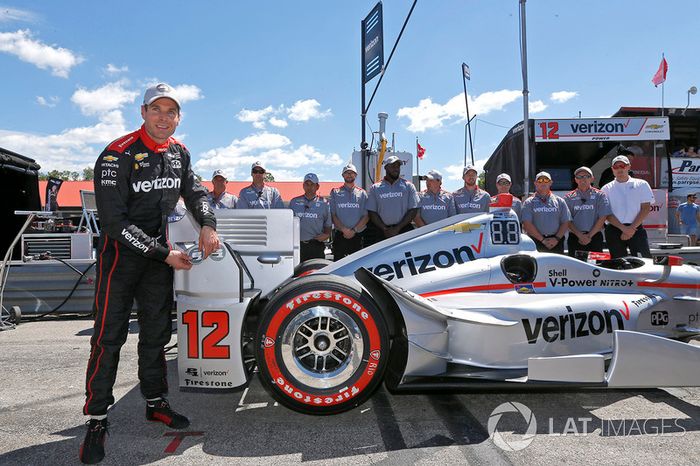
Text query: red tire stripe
263 291 383 407
84 240 120 414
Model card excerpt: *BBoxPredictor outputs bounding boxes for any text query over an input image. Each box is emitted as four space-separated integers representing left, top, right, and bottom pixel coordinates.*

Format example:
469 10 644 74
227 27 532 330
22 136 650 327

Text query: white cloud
0 7 37 23
194 132 343 180
529 100 548 114
0 29 83 77
36 95 59 107
287 99 332 121
237 106 274 128
397 89 522 132
236 99 331 129
269 117 288 128
105 63 128 75
550 91 578 103
0 110 128 172
71 81 139 116
0 80 202 175
172 84 203 103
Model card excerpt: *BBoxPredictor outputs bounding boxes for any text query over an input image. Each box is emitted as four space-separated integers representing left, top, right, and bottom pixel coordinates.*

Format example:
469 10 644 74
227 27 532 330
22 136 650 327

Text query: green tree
264 172 275 182
478 171 486 189
83 167 94 180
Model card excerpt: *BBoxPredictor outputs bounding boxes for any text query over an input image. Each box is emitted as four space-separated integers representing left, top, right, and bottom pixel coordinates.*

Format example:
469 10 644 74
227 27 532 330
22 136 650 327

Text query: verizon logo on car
132 178 181 192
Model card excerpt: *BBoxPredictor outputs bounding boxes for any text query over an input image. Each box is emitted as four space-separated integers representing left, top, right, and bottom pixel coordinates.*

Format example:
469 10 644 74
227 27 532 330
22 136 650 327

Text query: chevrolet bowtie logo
647 124 663 129
440 222 483 233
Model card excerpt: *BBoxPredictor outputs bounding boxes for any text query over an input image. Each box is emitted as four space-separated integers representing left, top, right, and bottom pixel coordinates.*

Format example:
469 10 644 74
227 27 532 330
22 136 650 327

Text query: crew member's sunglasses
252 169 265 174
612 163 627 169
575 174 592 179
535 177 551 183
497 180 511 185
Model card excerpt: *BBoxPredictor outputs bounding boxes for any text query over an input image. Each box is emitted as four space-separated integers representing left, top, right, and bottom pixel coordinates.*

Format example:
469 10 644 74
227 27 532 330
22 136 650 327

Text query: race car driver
81 83 220 464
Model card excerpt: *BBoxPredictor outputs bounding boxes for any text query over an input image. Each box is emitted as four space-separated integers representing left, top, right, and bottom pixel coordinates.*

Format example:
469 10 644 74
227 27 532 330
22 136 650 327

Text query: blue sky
0 1 698 191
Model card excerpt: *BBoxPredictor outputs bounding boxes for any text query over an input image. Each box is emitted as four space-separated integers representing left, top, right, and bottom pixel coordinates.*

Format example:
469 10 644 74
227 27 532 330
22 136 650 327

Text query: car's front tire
293 258 332 277
256 275 389 415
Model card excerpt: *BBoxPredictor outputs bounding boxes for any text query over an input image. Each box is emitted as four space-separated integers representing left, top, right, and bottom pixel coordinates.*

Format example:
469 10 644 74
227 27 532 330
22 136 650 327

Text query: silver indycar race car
167 204 700 415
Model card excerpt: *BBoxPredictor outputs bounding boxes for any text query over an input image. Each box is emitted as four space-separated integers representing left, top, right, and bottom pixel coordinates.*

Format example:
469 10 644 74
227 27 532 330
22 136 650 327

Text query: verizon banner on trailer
535 117 670 142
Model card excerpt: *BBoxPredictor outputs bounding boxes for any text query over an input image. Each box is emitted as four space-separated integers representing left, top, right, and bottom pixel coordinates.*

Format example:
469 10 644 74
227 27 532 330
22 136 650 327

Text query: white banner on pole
534 117 670 142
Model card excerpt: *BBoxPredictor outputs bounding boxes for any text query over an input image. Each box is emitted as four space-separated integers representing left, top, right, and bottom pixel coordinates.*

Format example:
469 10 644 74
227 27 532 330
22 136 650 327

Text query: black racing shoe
146 399 190 429
79 418 108 464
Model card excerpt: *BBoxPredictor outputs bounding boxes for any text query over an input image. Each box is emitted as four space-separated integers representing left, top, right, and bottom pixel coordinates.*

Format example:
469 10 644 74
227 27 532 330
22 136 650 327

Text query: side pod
606 330 700 387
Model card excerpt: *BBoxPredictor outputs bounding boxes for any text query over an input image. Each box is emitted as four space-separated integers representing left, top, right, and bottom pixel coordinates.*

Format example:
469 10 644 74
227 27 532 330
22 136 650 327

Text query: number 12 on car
181 310 231 359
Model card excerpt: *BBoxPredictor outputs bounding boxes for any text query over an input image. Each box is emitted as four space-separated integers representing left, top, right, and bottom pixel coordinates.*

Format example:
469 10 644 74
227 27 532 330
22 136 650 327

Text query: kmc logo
487 402 537 451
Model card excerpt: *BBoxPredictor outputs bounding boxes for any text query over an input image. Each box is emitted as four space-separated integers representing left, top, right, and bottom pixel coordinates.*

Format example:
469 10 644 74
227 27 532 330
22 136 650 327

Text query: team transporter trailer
168 202 700 415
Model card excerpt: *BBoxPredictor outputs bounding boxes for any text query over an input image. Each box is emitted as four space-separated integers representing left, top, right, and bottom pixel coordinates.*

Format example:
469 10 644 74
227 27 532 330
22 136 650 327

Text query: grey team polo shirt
366 178 419 226
452 187 491 214
521 193 571 236
236 185 284 209
564 188 611 232
289 194 331 241
329 185 368 230
418 190 456 224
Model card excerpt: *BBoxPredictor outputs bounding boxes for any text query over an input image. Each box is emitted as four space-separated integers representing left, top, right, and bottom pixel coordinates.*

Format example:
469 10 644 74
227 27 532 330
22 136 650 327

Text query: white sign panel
660 157 700 189
534 117 670 142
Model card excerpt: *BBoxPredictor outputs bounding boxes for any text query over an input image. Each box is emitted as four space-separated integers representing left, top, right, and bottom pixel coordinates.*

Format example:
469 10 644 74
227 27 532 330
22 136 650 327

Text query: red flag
417 142 425 159
652 57 668 87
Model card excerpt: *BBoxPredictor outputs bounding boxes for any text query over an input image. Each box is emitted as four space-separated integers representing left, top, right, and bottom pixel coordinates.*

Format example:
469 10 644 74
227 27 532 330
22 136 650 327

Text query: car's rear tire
294 259 332 277
256 275 389 415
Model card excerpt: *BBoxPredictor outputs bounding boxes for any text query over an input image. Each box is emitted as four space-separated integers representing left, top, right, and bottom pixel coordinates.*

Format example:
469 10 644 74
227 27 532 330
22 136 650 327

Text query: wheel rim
280 306 364 389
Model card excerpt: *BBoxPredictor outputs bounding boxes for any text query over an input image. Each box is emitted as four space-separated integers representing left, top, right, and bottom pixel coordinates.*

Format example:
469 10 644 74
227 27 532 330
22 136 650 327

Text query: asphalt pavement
1 318 699 465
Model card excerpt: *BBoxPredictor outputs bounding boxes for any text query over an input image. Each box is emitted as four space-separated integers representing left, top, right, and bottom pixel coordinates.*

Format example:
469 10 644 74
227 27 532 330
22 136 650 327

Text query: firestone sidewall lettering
263 291 382 406
522 305 626 344
132 177 181 193
369 247 475 281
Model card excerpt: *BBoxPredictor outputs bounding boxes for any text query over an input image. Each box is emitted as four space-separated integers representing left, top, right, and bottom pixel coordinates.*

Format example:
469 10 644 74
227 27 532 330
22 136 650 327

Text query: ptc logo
487 402 537 451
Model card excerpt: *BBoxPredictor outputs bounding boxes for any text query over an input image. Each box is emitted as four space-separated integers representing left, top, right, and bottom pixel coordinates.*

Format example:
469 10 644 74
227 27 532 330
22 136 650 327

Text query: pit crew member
564 166 611 257
207 169 237 209
521 171 571 254
329 163 368 260
414 169 456 226
290 173 331 261
602 155 654 258
453 165 490 214
366 155 419 246
236 161 284 209
494 173 521 219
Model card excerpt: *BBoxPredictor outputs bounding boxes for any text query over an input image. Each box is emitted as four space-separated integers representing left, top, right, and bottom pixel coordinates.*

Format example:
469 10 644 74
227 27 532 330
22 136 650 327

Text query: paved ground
1 318 700 465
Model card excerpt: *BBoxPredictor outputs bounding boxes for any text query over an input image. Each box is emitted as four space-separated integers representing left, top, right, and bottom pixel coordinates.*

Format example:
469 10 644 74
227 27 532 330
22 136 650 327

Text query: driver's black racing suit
83 125 215 415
